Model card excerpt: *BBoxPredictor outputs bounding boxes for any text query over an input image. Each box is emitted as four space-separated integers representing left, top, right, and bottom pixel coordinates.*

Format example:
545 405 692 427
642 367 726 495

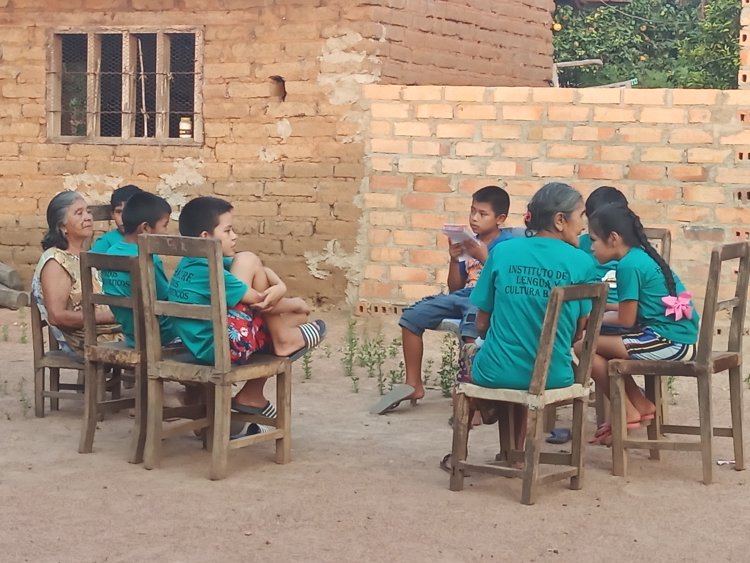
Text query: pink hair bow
662 291 694 321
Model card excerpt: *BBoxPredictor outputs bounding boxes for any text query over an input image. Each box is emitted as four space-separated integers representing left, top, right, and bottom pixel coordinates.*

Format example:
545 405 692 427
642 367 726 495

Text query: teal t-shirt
616 247 699 344
168 256 248 364
470 237 598 390
579 233 619 304
91 229 123 254
101 240 177 347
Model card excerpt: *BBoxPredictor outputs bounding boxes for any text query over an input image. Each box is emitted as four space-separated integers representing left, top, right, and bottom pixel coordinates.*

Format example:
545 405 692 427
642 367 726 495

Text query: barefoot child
373 186 511 414
581 203 699 445
169 196 325 419
91 184 143 253
101 192 177 347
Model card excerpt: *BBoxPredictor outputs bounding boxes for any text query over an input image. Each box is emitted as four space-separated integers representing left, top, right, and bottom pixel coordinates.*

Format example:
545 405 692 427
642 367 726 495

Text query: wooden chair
31 203 114 417
449 283 607 505
137 234 292 480
609 241 750 484
78 252 143 462
31 299 85 417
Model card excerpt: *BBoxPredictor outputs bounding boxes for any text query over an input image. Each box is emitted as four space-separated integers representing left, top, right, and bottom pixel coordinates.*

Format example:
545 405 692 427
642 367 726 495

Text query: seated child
580 202 699 446
101 192 177 347
578 186 629 311
168 196 325 419
373 185 511 414
91 184 143 253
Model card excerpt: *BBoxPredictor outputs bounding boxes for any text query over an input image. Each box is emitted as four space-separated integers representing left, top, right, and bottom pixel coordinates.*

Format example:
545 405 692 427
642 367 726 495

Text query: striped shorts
621 326 696 361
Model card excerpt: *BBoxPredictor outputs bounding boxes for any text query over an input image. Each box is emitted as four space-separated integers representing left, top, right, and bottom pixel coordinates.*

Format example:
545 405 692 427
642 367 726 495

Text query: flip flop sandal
231 400 277 419
546 427 572 444
289 320 327 362
230 421 273 440
369 384 416 415
439 453 471 476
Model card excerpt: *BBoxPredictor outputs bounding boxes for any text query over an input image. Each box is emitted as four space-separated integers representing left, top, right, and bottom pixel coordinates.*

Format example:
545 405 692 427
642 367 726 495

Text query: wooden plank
153 300 214 321
728 366 745 470
275 362 292 464
0 285 28 310
209 384 232 480
449 392 471 491
660 424 734 438
622 439 703 452
86 32 99 138
121 31 134 140
155 31 168 139
0 262 23 290
193 27 205 144
229 429 283 450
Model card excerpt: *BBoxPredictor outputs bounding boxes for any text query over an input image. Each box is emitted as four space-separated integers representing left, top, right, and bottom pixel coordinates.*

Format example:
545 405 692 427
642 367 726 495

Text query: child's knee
233 251 262 270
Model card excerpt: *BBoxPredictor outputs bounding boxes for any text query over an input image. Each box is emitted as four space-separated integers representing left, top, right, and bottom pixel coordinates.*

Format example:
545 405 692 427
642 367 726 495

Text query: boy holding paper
372 185 511 414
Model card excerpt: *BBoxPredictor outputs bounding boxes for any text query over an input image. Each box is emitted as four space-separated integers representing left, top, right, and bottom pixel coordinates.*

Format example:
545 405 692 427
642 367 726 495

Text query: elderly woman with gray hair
31 191 120 356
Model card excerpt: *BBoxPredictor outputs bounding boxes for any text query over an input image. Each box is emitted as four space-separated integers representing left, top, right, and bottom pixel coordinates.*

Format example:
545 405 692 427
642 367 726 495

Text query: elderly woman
32 191 120 356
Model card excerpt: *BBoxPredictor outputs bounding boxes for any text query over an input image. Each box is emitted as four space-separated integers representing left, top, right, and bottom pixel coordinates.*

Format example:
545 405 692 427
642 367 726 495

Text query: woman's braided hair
589 203 676 296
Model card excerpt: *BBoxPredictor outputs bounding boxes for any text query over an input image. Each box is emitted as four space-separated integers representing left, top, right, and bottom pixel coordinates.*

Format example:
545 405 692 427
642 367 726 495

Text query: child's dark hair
121 192 172 234
589 203 676 296
524 182 582 236
111 184 143 210
473 185 510 217
179 196 233 237
585 185 628 217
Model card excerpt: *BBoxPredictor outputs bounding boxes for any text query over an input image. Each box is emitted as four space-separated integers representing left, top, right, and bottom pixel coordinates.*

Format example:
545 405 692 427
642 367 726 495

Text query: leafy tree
553 0 740 89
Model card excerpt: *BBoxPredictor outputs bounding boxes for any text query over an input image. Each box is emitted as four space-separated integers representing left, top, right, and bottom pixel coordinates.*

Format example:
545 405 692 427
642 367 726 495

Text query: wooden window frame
46 26 204 146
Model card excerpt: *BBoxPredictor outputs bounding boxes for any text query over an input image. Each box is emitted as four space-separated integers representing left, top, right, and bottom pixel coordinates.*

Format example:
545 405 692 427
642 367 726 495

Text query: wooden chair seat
609 241 749 484
85 340 142 365
449 282 607 505
138 234 293 480
38 349 85 370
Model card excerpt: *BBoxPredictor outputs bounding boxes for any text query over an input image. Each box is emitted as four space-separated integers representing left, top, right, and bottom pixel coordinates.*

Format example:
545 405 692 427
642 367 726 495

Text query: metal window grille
48 28 202 144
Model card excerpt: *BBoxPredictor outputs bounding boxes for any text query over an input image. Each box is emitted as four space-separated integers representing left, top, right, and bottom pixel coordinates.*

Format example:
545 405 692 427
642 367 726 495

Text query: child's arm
462 238 489 265
603 300 637 326
254 267 287 311
476 309 490 338
447 242 467 292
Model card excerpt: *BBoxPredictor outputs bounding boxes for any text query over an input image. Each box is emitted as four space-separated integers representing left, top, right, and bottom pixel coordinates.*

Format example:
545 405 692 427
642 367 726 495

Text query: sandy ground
2 306 750 563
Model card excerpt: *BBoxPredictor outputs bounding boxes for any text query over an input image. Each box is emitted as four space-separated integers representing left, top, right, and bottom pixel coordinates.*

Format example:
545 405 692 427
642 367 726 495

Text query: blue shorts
622 326 696 361
399 287 478 339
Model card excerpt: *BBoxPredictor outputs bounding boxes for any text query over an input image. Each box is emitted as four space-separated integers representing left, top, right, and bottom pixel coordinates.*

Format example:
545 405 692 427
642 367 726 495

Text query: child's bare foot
266 297 310 316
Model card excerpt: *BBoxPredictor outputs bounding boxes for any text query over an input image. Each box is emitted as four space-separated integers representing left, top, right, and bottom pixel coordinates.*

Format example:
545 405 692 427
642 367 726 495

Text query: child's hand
448 241 464 262
462 238 488 263
256 283 286 311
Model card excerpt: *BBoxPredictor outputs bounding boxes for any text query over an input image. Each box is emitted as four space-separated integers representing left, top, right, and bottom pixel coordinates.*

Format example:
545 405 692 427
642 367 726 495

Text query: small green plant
302 351 313 380
358 332 388 393
437 334 459 398
423 358 435 387
387 361 405 391
386 337 401 359
1 325 8 342
17 377 31 416
342 317 358 378
667 375 678 404
19 321 28 344
320 344 332 359
745 372 750 388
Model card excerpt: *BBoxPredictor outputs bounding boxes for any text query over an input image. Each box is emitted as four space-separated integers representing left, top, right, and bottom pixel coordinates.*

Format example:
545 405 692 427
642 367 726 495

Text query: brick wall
0 0 556 303
358 85 750 323
370 0 555 87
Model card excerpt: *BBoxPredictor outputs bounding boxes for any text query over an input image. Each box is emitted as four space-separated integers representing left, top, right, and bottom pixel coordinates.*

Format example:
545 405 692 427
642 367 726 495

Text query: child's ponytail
588 203 677 297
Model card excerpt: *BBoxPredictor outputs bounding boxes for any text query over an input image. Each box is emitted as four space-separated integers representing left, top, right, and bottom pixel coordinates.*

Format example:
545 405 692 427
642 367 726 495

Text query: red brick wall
370 0 555 87
359 85 750 328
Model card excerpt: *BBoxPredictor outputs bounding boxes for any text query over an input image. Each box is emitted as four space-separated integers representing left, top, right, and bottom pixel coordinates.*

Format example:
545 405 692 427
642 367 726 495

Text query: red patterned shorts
227 304 271 364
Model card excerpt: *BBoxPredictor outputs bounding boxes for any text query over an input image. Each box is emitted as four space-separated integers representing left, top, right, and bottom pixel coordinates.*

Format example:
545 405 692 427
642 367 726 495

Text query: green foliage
553 0 739 89
302 351 313 380
437 334 459 398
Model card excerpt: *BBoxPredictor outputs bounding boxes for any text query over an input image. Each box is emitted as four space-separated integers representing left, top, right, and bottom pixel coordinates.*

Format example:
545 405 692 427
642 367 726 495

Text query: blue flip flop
545 427 572 444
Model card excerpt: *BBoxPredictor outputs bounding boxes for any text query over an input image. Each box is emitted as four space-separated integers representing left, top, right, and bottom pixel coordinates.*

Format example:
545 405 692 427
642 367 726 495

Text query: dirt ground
1 306 750 563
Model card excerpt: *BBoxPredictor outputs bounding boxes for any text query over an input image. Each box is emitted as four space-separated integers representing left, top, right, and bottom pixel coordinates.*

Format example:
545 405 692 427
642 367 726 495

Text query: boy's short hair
122 192 172 234
179 196 233 237
585 185 628 217
111 184 143 210
472 185 510 216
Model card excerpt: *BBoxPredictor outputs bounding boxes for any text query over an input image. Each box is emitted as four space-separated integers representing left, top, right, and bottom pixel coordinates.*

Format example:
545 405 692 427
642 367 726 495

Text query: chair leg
34 367 45 418
209 384 232 480
594 384 608 428
128 363 148 464
50 368 60 411
449 392 471 492
275 366 292 464
204 384 214 452
697 375 713 485
521 407 544 505
78 362 99 454
569 398 585 490
96 366 106 422
644 376 662 461
543 404 556 433
728 366 745 471
144 378 164 470
610 374 628 478
659 375 669 426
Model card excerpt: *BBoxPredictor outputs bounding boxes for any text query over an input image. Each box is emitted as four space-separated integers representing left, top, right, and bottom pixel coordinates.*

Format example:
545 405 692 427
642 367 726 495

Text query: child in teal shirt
101 192 177 347
583 202 699 445
168 196 326 422
578 186 628 309
91 184 143 253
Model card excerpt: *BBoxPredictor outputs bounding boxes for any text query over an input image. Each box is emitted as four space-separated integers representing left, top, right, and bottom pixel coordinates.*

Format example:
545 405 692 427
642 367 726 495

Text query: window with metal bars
48 28 202 144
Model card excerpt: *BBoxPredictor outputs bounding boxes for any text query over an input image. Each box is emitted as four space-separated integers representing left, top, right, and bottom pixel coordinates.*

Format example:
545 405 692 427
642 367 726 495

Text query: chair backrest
80 251 143 351
89 204 112 222
695 242 750 366
137 234 231 374
527 283 608 395
643 227 672 264
30 298 60 363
